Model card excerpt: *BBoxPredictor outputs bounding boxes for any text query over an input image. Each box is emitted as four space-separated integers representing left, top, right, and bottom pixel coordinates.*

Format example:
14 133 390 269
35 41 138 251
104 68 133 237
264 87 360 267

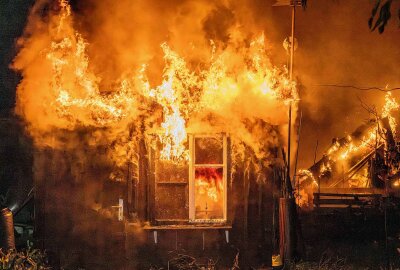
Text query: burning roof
13 0 297 176
297 92 400 208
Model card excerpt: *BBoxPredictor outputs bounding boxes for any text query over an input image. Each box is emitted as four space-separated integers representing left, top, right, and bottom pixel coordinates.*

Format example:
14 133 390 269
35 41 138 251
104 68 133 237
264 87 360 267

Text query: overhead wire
317 84 400 92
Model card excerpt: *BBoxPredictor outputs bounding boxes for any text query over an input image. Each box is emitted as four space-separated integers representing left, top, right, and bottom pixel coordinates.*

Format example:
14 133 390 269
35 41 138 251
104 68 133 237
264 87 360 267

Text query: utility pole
289 2 296 81
287 0 298 184
272 0 304 267
274 0 299 186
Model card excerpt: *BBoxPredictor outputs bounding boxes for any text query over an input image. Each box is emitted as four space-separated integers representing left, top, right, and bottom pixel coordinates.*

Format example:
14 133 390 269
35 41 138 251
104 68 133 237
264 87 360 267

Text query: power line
316 84 400 92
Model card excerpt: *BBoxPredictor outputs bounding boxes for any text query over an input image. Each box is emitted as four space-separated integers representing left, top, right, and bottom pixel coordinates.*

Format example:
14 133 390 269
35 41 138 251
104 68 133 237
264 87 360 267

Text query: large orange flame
14 0 298 173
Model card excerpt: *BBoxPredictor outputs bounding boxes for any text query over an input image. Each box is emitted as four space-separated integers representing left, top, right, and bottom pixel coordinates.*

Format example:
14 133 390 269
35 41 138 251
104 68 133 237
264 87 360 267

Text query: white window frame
188 133 227 223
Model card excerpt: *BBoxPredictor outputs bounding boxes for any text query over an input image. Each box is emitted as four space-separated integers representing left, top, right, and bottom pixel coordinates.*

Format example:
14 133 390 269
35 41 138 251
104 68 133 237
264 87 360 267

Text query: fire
382 91 400 134
14 0 298 182
297 92 400 207
196 178 220 202
336 92 398 162
137 26 297 161
296 169 318 208
195 168 224 203
322 92 398 165
43 2 136 128
298 169 318 186
139 43 199 161
319 162 332 175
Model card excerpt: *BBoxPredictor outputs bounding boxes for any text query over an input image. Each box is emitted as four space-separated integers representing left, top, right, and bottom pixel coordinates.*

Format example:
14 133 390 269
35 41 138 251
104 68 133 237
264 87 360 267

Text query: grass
288 253 400 270
0 248 50 270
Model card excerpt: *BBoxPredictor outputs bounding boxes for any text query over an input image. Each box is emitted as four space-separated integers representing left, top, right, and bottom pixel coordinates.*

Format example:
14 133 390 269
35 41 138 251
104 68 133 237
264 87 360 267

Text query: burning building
297 92 400 211
6 0 300 268
2 0 400 268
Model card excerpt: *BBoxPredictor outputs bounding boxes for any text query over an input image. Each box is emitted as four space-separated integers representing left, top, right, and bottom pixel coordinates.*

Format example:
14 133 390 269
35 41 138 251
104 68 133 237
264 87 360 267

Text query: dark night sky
0 0 35 115
1 0 400 168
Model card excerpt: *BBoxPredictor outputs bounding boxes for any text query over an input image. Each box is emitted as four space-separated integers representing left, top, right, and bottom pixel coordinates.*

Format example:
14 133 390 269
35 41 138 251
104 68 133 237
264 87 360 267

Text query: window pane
194 167 224 220
155 185 188 220
195 137 223 164
155 159 188 183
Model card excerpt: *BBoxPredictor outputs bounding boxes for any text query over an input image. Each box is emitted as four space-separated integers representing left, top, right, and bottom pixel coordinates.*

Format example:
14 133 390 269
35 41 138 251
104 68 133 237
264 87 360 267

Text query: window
153 143 189 222
151 134 228 224
189 134 227 223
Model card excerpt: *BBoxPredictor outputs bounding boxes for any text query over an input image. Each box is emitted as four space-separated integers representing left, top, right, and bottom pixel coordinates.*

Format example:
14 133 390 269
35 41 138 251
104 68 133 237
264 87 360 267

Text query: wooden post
127 162 133 216
0 208 15 250
279 198 286 261
272 168 283 269
279 198 296 263
242 169 250 268
137 137 148 221
293 110 303 205
272 199 282 268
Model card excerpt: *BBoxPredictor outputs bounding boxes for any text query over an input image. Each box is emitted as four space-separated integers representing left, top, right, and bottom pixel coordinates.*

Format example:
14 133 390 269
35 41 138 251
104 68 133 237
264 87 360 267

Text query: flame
140 43 199 161
325 92 398 164
196 178 220 202
297 92 399 207
382 92 400 134
319 162 332 174
15 0 298 175
45 2 136 128
195 168 224 202
296 169 318 208
298 169 318 186
138 32 297 161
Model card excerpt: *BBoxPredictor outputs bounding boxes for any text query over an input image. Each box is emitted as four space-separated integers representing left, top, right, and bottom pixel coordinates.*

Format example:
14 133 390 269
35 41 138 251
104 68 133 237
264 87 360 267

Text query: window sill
143 224 231 230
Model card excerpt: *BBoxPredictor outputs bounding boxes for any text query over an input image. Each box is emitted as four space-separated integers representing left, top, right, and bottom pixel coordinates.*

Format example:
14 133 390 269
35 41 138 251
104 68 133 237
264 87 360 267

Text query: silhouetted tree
368 0 400 33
